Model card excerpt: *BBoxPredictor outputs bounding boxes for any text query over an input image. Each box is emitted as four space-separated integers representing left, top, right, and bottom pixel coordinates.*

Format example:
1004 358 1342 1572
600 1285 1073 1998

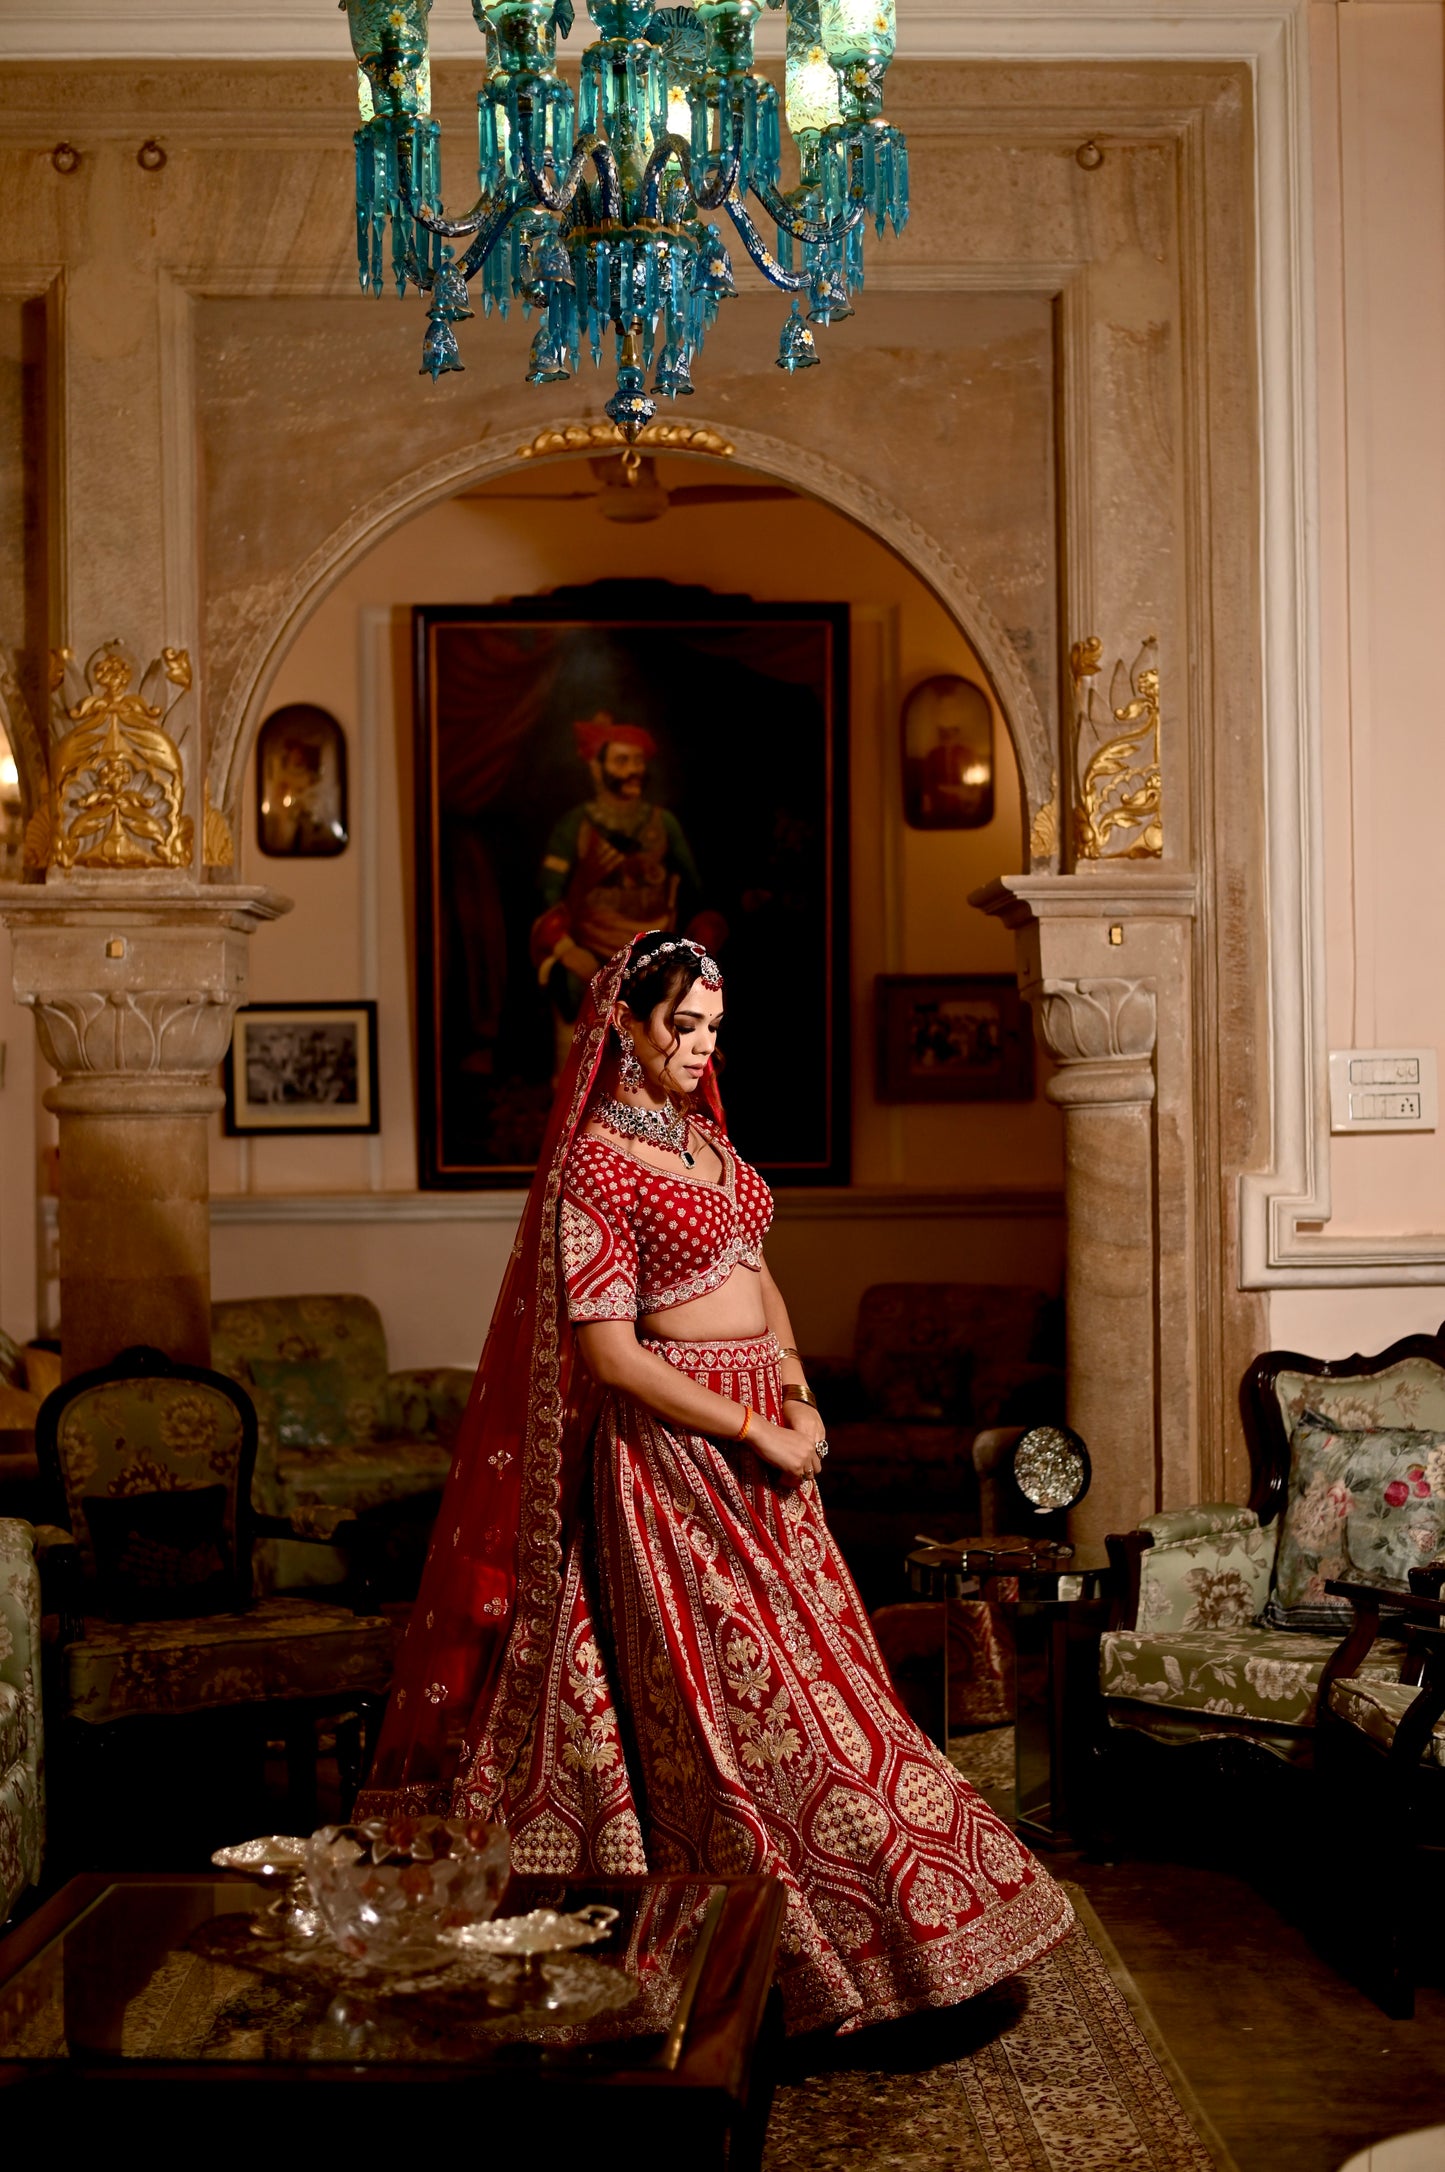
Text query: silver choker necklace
596 1095 695 1167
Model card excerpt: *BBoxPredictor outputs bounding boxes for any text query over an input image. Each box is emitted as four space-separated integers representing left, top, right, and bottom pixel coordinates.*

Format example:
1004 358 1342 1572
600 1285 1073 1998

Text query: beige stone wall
0 56 1271 1512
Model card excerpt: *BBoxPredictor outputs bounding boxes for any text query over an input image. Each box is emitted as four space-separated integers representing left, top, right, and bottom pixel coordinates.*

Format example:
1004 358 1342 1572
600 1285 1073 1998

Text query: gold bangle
780 1345 801 1360
736 1404 753 1444
782 1382 820 1410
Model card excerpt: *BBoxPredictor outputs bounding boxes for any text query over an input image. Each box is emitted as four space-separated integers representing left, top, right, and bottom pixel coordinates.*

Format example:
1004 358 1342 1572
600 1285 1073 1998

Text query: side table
906 1538 1110 1844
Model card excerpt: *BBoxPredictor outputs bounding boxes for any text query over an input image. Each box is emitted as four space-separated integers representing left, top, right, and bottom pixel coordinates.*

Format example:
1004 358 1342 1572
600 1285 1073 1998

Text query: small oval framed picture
224 1002 379 1135
256 703 349 857
902 674 994 829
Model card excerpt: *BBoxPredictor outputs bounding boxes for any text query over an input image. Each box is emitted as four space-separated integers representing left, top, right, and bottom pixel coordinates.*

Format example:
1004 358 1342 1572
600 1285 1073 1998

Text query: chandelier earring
614 1023 646 1094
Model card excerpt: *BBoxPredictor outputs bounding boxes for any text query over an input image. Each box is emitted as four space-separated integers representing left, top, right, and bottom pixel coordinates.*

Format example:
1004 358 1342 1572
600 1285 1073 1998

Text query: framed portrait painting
414 580 849 1187
876 975 1034 1104
224 1001 379 1135
901 675 994 830
256 703 349 857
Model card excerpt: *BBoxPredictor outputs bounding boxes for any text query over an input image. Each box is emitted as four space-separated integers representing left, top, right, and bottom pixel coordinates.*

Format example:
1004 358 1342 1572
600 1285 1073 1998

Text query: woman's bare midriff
640 1262 767 1342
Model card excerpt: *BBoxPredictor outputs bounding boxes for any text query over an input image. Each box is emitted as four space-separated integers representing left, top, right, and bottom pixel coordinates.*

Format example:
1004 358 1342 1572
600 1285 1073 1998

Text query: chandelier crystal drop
343 0 907 438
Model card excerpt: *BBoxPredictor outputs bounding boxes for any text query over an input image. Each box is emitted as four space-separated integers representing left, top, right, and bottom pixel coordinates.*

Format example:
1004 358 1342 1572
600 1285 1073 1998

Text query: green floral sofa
211 1295 471 1588
0 1518 42 1921
1099 1330 1445 1763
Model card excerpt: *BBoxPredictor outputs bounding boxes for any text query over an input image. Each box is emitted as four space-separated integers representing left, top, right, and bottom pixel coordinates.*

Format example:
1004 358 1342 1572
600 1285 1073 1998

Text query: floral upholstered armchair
211 1295 471 1590
1098 1327 1445 1765
0 1518 42 1923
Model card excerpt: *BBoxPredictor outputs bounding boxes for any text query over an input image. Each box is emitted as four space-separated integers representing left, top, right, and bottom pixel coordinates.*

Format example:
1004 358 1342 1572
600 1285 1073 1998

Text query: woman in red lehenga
360 930 1073 2033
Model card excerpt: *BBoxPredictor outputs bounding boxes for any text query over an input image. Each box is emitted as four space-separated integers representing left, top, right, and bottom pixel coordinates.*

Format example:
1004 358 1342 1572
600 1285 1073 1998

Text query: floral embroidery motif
1181 1566 1257 1629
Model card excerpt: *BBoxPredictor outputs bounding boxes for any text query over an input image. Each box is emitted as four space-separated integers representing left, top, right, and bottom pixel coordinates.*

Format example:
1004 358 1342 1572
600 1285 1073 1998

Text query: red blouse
560 1117 774 1322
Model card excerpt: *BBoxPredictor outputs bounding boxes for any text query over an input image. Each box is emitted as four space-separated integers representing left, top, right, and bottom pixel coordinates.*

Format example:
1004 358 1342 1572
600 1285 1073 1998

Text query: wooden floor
1062 1846 1445 2172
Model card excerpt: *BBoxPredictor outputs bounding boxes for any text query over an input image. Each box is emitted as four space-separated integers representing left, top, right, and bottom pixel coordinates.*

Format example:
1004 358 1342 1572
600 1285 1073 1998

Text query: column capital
1034 977 1157 1107
0 881 291 1089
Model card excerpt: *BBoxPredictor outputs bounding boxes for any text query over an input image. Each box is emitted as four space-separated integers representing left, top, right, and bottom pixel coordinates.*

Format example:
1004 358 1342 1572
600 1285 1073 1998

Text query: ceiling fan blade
460 490 599 502
665 484 799 506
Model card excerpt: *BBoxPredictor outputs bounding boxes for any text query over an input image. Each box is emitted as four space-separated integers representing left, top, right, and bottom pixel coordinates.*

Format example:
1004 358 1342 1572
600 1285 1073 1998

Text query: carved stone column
974 873 1198 1554
0 883 288 1377
1034 976 1158 1549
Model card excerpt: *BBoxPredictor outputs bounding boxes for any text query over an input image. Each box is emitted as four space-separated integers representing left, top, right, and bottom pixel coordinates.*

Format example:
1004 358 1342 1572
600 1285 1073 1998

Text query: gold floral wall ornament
1029 770 1059 862
1071 634 1163 862
202 784 235 869
38 641 195 871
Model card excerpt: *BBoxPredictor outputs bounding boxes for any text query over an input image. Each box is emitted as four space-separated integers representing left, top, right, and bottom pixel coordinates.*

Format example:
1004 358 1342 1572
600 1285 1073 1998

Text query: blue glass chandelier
343 0 907 439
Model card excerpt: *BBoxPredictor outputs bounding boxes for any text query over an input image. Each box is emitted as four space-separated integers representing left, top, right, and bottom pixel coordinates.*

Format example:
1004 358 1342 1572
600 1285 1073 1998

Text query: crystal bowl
305 1816 511 1973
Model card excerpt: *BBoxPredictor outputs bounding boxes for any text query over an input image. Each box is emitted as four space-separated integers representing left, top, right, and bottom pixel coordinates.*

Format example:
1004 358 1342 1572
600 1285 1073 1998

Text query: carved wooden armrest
1386 1622 1445 1769
1319 1578 1445 1710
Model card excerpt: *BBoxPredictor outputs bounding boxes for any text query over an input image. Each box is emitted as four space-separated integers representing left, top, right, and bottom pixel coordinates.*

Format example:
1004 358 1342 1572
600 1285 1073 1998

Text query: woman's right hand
744 1414 822 1483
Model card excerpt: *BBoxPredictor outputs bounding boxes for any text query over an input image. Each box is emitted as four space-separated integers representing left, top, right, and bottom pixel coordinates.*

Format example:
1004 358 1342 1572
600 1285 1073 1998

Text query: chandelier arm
724 194 813 294
590 144 623 224
691 133 743 213
457 196 526 278
749 176 865 246
514 110 612 219
390 131 502 241
641 133 694 222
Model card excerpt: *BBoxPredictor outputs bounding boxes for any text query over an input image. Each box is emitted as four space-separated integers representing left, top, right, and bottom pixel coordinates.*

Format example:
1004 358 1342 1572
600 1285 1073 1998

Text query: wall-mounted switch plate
1328 1048 1437 1132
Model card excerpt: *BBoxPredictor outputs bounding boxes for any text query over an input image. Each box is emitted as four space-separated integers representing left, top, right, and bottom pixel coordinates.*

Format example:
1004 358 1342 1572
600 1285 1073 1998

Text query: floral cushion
1268 1419 1445 1629
276 1439 453 1516
1135 1507 1276 1633
213 1296 390 1444
249 1357 380 1450
1328 1675 1445 1768
51 1377 247 1587
1099 1625 1407 1729
63 1595 393 1723
385 1367 472 1447
1273 1359 1445 1438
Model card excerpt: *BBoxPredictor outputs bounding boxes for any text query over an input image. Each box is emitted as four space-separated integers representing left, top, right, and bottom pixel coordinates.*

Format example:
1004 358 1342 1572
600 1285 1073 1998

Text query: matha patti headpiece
621 936 723 991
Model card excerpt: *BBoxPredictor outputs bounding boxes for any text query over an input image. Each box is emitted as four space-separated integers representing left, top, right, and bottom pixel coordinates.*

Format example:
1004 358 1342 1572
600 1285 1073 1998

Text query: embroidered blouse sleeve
560 1144 641 1322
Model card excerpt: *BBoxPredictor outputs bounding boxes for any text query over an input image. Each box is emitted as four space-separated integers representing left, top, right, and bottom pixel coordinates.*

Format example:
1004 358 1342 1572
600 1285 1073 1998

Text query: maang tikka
614 1022 646 1093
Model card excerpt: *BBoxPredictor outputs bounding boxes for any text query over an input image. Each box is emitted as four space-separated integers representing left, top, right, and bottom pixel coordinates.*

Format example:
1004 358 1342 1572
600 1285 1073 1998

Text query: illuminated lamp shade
786 37 841 137
819 0 895 68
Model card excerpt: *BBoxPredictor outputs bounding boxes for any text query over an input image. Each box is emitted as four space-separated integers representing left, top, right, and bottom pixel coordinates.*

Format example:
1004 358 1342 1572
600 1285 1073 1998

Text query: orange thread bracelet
736 1405 753 1444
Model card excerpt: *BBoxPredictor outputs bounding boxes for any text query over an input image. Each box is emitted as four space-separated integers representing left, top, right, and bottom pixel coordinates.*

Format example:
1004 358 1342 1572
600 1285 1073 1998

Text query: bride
361 929 1072 2033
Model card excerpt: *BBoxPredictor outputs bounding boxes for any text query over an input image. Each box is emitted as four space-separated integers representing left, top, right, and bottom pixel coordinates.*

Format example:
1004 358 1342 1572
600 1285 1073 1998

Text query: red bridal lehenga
360 939 1073 2034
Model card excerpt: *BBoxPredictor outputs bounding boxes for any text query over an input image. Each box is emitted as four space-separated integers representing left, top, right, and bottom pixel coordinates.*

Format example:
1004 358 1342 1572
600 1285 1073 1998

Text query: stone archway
212 423 1055 852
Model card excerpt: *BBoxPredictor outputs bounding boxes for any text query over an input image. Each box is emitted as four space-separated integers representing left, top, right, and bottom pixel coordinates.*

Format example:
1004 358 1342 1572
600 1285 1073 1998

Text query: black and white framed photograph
224 1001 379 1135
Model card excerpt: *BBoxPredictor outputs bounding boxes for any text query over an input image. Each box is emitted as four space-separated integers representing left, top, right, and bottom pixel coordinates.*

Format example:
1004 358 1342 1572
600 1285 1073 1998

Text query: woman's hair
618 933 723 1096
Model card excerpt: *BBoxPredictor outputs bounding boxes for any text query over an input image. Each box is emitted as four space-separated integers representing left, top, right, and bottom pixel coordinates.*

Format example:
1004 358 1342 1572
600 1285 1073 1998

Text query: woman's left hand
782 1401 825 1446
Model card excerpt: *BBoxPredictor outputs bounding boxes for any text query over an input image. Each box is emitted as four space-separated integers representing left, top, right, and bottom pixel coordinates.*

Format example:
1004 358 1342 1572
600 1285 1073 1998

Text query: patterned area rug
762 1887 1236 2171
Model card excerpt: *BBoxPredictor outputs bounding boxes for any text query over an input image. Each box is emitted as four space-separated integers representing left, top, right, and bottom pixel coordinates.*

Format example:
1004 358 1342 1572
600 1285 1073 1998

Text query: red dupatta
358 934 724 1816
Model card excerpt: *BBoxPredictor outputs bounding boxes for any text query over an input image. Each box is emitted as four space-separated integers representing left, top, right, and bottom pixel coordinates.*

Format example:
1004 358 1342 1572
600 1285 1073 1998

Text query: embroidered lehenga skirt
500 1332 1074 2034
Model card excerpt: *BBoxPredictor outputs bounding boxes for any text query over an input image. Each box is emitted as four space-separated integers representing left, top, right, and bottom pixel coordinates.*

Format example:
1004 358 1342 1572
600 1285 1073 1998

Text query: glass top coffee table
0 1870 784 2159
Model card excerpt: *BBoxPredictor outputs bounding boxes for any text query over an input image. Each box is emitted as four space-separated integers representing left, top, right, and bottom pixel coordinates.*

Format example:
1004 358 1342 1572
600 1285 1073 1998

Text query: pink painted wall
1271 2 1445 1358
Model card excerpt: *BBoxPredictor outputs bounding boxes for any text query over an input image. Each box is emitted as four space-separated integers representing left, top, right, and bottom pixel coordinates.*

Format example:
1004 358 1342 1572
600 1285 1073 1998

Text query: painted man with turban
531 711 719 1032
